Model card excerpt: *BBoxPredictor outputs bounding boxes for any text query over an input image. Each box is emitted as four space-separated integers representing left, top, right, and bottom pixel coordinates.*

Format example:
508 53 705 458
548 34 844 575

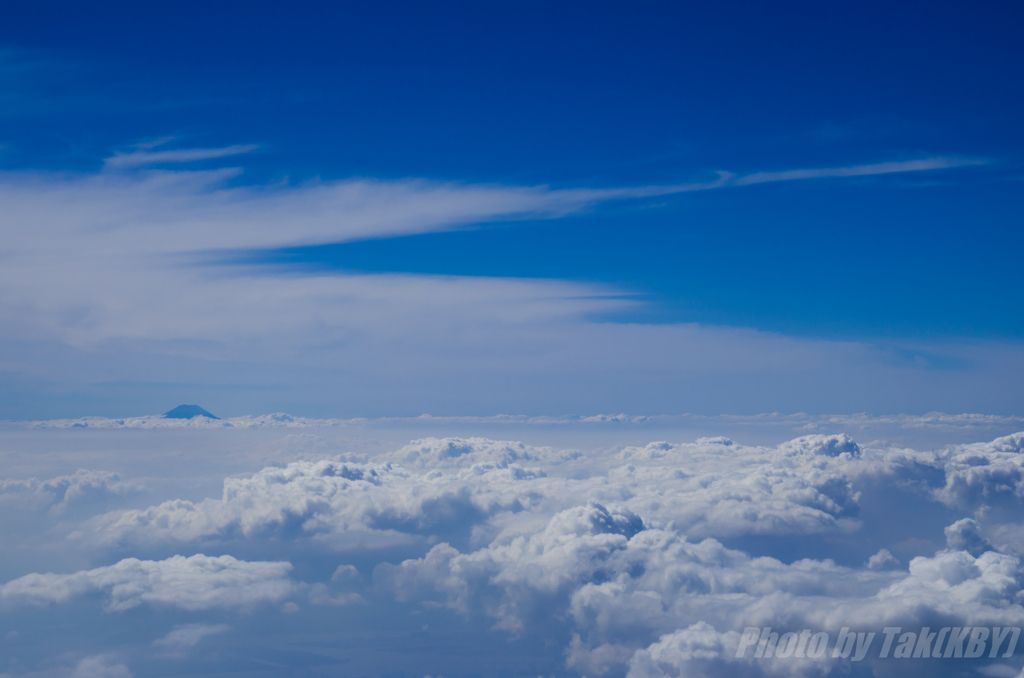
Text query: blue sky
0 1 1022 418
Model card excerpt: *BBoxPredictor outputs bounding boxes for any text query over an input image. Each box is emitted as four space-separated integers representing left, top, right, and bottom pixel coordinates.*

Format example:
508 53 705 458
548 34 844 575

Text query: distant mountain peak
163 404 220 420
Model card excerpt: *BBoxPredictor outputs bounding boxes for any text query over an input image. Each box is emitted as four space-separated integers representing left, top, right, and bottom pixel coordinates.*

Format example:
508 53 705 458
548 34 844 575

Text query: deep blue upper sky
2 0 1021 339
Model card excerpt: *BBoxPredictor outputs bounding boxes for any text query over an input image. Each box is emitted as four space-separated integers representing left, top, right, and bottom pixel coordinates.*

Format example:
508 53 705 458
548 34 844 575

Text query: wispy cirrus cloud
0 147 1014 419
103 144 259 169
610 156 986 198
731 157 983 186
5 149 985 257
439 155 984 207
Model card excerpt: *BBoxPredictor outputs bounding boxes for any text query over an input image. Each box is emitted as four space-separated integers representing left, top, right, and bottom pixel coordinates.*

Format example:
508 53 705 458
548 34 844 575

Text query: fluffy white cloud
606 434 862 539
90 434 875 553
363 431 1024 676
379 504 1024 676
945 518 995 557
82 430 1024 558
0 554 293 611
625 624 747 678
934 433 1024 509
93 458 519 548
866 548 901 571
392 437 555 470
0 470 141 515
7 428 1024 676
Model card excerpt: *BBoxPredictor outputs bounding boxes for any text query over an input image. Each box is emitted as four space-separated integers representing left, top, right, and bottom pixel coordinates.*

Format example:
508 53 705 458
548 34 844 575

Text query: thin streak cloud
612 157 984 199
103 144 259 169
732 157 983 186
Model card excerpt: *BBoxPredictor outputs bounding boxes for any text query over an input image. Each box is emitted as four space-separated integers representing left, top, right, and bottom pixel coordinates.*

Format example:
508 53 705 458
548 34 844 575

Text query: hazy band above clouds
0 150 1015 419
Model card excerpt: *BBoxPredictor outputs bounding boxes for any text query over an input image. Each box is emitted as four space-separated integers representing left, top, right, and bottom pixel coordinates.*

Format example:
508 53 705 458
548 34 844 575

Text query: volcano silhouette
163 404 220 420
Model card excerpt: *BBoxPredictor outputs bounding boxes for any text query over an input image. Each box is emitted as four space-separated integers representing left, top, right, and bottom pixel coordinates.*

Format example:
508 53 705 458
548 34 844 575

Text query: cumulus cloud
393 437 551 469
89 434 875 552
80 432 1024 556
93 459 508 548
866 548 901 571
366 432 1024 675
0 554 294 611
379 508 896 634
378 505 1024 676
608 434 863 539
625 623 744 678
945 518 995 557
6 429 1024 676
0 469 142 515
933 432 1024 509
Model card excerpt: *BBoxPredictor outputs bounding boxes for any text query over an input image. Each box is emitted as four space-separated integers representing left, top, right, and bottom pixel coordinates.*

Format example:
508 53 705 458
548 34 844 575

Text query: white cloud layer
22 411 1024 431
0 554 293 611
87 434 870 551
0 469 141 515
364 432 1024 676
4 428 1024 676
377 502 1024 676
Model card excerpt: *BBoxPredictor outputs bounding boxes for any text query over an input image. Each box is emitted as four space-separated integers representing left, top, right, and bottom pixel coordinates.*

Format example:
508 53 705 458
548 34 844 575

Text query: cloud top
1 554 294 611
4 428 1024 676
